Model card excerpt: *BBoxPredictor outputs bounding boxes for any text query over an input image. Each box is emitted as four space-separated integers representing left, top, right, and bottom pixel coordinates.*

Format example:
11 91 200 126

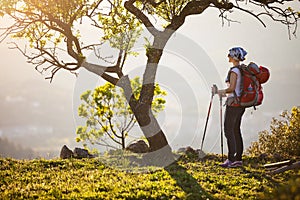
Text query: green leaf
76 77 167 150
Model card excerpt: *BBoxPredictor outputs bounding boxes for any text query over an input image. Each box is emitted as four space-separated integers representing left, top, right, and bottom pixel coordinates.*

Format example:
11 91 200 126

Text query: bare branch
88 0 104 17
81 42 104 51
217 8 241 27
233 5 267 27
82 61 115 74
269 161 300 175
101 73 119 85
124 0 161 36
123 114 136 133
166 0 212 31
91 46 115 64
209 0 299 38
45 67 61 83
108 116 122 139
95 118 123 146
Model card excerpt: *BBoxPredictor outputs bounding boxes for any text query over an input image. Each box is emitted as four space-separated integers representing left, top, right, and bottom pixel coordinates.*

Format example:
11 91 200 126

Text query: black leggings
224 106 245 161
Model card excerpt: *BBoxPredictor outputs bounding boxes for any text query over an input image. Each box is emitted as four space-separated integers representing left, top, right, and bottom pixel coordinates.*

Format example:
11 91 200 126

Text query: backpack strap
226 66 236 83
226 66 243 106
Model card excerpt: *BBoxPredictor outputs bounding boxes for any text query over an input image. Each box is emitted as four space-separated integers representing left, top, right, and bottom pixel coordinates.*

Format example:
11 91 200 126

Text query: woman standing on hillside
212 47 247 168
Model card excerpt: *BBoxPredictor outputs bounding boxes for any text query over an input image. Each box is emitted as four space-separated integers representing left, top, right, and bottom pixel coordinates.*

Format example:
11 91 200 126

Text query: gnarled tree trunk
118 45 172 153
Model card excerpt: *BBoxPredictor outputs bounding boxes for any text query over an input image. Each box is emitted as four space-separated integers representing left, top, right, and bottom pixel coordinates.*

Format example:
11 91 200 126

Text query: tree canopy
0 0 298 81
0 0 299 154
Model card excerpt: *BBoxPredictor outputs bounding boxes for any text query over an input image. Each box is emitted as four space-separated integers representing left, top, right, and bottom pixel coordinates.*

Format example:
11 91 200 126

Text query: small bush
247 106 300 158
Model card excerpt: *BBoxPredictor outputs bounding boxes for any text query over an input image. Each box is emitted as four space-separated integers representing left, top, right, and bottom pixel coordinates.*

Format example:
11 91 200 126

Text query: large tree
0 0 298 154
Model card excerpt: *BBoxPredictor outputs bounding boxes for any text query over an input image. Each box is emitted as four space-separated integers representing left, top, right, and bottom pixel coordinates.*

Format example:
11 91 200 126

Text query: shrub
247 106 300 158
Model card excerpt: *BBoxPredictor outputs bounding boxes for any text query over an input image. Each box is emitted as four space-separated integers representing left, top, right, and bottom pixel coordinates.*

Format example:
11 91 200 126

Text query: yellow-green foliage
76 77 167 149
263 177 300 200
247 106 300 158
99 0 142 53
0 0 89 46
1 155 299 200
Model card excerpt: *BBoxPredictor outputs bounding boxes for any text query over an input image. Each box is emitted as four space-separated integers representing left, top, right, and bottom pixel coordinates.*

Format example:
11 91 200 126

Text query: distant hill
0 79 77 158
0 137 35 159
0 79 73 126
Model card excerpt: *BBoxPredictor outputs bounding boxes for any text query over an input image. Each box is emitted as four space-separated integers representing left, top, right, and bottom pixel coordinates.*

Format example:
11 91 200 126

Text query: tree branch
82 61 118 74
108 116 122 139
124 0 161 36
233 5 267 27
96 118 123 146
123 114 136 133
269 161 300 175
165 0 211 31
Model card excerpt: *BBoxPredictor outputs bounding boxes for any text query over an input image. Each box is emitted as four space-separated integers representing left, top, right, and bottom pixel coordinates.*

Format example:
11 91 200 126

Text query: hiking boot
219 159 233 168
229 161 243 168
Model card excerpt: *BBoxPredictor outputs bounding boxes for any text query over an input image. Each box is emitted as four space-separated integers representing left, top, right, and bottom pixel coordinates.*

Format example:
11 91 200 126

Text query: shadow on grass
165 162 215 200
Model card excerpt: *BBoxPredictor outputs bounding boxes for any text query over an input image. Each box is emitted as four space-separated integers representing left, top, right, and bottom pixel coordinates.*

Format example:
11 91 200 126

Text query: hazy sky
0 3 299 156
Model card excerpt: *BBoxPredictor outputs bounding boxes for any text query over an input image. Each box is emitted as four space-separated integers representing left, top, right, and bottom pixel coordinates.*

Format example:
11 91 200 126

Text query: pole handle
212 84 218 97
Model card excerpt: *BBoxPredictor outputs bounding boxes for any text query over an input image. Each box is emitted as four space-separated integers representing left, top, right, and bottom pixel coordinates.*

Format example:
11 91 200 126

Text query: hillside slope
1 154 299 199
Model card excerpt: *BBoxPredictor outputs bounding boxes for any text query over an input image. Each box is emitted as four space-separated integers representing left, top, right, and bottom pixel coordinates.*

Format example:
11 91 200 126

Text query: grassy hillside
1 153 299 200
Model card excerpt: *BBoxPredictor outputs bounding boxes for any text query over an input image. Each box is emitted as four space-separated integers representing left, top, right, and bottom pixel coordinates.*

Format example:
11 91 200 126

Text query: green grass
1 153 299 200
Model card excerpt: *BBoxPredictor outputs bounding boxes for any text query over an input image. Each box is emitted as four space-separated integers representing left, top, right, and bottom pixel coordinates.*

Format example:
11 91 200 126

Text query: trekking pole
200 91 214 151
219 94 224 162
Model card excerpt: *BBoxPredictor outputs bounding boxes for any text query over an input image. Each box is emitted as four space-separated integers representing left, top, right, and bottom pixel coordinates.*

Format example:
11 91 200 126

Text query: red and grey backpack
229 62 270 108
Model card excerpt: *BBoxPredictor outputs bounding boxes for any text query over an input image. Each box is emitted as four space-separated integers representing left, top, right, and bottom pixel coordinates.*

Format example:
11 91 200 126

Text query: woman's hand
212 85 227 97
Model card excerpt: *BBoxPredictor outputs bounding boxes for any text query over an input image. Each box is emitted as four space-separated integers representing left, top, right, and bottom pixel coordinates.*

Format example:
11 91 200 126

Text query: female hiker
212 47 247 168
